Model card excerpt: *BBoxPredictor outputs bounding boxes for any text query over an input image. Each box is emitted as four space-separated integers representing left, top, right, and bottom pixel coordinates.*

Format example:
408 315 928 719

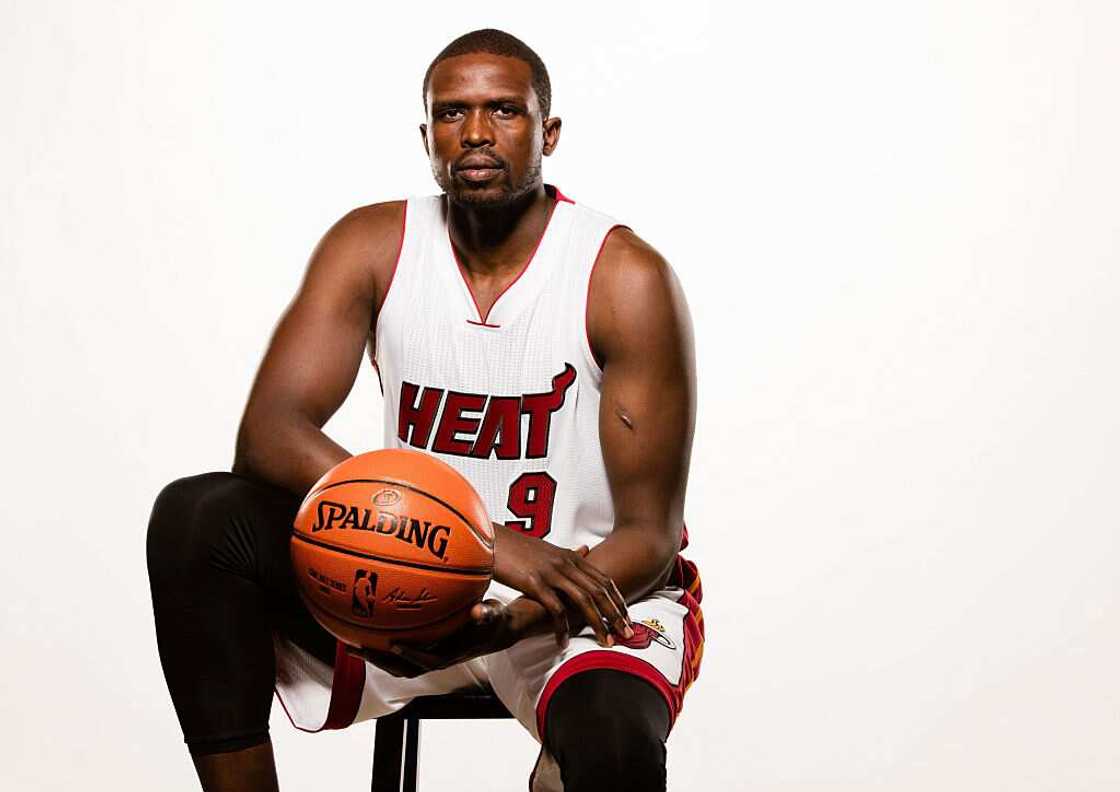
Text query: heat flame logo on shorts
615 617 676 650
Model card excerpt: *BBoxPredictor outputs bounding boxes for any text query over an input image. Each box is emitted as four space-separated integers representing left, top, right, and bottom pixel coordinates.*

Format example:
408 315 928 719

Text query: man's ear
542 117 562 156
419 124 429 156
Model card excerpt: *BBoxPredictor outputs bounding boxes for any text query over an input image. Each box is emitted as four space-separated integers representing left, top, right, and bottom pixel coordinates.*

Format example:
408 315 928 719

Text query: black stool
370 689 512 792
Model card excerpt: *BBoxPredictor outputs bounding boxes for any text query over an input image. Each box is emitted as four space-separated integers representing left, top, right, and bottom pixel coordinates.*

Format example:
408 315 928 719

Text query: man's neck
448 183 553 277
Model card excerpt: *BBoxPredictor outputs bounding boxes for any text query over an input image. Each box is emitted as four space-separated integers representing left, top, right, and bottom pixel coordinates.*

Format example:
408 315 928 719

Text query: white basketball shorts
273 557 704 790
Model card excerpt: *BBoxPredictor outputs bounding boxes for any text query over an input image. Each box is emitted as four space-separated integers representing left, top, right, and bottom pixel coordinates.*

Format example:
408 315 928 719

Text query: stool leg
402 716 420 792
372 712 405 792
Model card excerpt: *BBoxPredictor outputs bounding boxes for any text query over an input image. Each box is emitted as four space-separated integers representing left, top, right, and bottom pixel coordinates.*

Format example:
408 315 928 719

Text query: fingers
567 554 632 638
552 563 626 646
519 551 632 647
384 600 510 672
471 600 503 627
345 645 428 679
553 551 632 642
532 558 613 647
522 577 571 648
391 643 445 672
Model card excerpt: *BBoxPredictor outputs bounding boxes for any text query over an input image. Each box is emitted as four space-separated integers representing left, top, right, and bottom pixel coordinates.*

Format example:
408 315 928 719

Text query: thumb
575 545 590 557
471 599 504 625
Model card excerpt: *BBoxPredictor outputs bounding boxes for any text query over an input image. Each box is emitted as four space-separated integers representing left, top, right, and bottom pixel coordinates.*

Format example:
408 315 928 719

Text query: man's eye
495 106 518 118
439 109 463 121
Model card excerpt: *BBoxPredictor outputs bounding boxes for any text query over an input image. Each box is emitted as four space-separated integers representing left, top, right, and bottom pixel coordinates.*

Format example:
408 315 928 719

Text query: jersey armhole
372 200 410 360
583 223 631 379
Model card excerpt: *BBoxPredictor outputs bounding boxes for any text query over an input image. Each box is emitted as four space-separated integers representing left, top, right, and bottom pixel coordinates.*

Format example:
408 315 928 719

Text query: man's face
421 53 559 207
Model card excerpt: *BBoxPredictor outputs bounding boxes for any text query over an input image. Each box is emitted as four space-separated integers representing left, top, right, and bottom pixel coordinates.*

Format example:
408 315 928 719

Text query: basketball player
146 29 703 792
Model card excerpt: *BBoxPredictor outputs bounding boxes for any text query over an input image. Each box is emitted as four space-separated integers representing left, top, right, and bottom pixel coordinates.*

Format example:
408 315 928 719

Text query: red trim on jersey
370 201 409 373
534 576 706 742
466 318 502 328
371 357 384 395
374 201 409 319
584 224 631 371
449 188 560 326
550 184 575 204
273 640 366 733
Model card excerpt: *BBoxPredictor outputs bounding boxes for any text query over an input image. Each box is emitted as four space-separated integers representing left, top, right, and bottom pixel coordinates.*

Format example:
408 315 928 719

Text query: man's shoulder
586 222 688 365
593 225 677 298
301 200 409 307
324 200 408 293
338 199 408 250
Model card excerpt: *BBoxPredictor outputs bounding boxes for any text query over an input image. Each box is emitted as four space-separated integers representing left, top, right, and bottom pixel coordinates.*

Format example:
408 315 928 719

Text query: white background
2 1 1118 789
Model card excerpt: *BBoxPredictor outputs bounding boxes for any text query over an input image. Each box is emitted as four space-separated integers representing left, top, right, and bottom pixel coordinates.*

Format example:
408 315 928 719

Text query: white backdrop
2 1 1118 790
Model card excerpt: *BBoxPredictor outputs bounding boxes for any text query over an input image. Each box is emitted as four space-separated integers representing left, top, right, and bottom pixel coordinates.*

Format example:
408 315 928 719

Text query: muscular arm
511 227 696 637
231 202 404 495
584 228 695 598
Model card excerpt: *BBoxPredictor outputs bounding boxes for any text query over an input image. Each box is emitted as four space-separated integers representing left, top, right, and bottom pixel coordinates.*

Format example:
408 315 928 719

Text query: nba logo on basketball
352 569 378 618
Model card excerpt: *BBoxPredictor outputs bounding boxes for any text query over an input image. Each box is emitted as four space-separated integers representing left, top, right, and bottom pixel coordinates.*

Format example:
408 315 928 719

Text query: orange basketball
291 448 494 650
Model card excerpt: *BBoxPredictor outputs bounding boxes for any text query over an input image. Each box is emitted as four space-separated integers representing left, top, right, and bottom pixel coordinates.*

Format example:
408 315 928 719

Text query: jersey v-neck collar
443 185 569 329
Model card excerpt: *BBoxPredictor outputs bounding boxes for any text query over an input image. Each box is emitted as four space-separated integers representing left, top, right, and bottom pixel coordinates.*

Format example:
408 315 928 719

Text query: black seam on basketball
303 593 478 633
305 476 495 549
291 531 493 576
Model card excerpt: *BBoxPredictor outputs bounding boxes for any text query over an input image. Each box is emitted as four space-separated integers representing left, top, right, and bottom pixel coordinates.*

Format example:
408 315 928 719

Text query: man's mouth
455 157 505 183
457 167 503 183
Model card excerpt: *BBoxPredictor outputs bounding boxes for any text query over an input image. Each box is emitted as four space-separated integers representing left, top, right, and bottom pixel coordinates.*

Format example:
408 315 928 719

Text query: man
147 28 703 792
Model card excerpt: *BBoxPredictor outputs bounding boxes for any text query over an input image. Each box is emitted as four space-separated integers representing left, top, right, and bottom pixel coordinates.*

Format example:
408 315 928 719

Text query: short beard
436 159 542 209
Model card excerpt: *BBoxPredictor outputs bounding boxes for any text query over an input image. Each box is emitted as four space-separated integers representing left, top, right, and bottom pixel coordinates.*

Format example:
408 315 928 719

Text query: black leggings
146 472 670 790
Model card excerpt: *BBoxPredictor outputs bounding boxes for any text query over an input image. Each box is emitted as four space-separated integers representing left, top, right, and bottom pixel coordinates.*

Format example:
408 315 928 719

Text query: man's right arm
231 201 405 495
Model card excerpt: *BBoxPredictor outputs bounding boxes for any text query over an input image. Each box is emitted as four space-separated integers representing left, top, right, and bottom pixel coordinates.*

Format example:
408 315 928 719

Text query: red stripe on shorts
535 563 706 741
322 641 366 730
273 639 366 733
535 651 677 740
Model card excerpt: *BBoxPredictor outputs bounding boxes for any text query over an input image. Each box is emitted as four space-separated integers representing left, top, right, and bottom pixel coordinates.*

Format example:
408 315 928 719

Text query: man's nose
461 109 494 147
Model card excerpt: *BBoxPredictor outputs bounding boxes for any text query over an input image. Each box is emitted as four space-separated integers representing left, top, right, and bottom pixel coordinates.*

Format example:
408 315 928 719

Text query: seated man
146 28 703 792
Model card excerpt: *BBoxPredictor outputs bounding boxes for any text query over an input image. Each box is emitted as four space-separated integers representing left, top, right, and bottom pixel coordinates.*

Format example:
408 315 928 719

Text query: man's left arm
576 227 696 603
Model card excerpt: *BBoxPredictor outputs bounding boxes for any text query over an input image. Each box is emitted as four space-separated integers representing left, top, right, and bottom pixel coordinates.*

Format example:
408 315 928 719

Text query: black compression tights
544 669 671 792
146 472 336 755
146 472 670 789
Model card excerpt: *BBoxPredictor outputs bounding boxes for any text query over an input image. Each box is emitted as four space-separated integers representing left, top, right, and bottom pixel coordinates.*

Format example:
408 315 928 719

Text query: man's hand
346 598 534 678
492 526 633 648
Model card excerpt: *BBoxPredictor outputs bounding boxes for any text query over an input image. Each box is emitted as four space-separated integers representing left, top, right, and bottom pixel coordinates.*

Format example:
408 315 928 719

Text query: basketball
291 448 495 650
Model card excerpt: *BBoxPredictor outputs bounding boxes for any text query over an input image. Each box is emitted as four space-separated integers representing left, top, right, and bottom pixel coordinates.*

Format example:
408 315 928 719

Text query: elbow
654 534 682 584
614 520 683 593
656 521 684 567
230 450 253 478
232 410 272 479
231 427 256 478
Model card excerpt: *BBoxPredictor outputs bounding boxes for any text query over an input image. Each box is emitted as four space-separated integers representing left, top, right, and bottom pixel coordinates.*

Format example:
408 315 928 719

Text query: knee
546 670 669 791
572 713 665 790
145 472 245 584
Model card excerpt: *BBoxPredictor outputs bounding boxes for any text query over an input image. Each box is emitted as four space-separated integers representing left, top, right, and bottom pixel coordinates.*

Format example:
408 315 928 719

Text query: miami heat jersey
373 185 626 601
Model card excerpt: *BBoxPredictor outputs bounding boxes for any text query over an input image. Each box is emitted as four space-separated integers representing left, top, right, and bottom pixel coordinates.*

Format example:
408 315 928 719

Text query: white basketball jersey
373 186 627 601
